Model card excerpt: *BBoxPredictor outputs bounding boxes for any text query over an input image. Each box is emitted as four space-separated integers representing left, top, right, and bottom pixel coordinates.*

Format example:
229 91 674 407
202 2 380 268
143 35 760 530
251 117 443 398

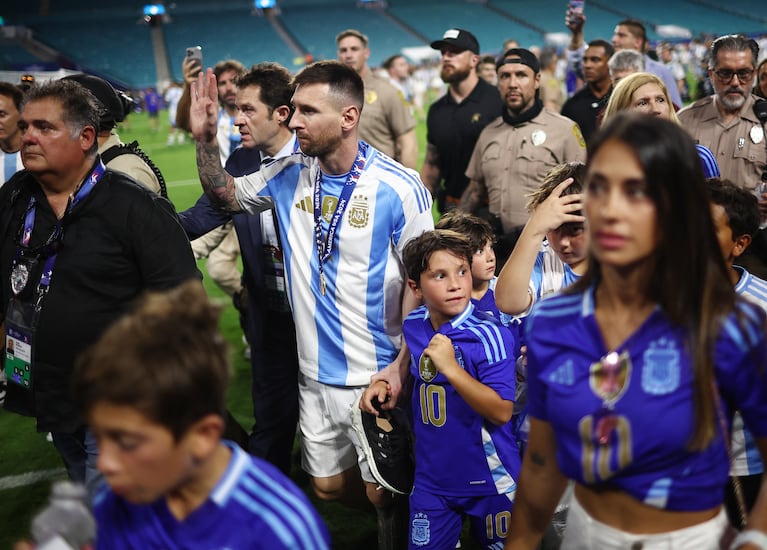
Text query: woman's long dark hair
570 113 736 450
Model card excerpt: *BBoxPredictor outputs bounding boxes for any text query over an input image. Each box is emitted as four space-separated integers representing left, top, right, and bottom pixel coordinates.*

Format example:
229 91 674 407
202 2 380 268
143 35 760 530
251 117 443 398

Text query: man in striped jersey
708 177 766 528
191 60 433 548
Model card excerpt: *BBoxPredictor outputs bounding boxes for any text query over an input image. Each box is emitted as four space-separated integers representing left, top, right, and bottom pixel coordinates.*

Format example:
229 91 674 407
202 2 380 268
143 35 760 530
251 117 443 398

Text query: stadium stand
1 0 766 88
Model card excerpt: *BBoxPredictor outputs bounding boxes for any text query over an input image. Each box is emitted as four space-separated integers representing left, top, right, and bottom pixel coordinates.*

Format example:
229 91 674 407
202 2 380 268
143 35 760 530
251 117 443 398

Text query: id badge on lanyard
3 160 105 391
4 298 37 390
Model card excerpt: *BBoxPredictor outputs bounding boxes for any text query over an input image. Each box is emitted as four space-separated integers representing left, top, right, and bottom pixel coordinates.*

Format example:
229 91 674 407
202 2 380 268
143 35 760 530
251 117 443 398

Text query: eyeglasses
713 68 754 83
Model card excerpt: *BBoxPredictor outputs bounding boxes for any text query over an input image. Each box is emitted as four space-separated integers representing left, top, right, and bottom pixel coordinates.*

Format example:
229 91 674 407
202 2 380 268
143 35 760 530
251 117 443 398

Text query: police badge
10 259 34 296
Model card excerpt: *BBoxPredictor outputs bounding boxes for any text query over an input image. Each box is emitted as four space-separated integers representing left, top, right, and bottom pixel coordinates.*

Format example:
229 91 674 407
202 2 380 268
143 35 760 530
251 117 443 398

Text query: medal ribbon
313 142 367 295
13 160 106 296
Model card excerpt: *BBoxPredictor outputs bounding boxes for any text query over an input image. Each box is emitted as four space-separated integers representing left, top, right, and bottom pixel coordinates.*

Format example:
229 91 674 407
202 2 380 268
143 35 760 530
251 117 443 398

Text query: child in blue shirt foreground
362 229 520 549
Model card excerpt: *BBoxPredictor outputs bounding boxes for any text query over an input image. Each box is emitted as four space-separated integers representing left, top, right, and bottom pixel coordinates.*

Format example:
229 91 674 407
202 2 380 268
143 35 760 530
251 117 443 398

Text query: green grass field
0 109 487 548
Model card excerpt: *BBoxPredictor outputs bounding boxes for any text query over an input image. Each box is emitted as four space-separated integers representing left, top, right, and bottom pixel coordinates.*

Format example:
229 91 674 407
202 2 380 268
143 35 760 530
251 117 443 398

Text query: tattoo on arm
196 141 240 211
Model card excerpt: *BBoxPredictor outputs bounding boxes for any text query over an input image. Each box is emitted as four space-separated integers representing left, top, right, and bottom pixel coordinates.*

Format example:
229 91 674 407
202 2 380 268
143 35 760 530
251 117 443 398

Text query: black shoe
351 395 414 495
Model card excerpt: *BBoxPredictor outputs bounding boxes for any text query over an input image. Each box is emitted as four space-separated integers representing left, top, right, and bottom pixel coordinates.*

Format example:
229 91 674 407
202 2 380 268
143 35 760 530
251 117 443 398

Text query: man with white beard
679 34 766 191
680 34 767 277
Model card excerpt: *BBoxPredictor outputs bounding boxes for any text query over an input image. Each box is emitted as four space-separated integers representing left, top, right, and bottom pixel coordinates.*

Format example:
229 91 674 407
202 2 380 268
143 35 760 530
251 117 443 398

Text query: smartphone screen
567 0 585 25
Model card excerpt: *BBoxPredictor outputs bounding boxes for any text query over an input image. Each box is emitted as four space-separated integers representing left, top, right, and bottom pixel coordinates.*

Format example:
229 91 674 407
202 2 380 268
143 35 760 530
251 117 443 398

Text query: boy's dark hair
73 281 230 440
707 177 760 240
402 229 474 284
436 210 494 252
526 161 586 212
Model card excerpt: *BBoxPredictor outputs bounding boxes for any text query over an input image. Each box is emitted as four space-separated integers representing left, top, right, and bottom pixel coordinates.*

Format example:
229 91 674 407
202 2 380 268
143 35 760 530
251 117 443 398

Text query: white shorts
561 495 728 550
298 372 374 482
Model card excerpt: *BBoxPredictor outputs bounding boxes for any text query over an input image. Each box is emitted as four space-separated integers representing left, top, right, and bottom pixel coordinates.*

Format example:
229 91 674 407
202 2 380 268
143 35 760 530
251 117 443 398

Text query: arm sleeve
566 44 586 81
178 193 232 239
131 194 201 288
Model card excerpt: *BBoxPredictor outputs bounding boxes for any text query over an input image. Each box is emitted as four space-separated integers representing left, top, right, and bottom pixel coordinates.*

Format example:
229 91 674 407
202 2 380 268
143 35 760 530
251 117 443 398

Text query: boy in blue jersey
70 281 329 550
436 210 517 327
363 229 520 549
708 177 766 527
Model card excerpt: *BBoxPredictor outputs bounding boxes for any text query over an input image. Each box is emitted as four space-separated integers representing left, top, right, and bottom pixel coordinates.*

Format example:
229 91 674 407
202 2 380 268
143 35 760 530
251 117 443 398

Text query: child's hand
424 334 460 376
528 178 585 236
359 380 390 415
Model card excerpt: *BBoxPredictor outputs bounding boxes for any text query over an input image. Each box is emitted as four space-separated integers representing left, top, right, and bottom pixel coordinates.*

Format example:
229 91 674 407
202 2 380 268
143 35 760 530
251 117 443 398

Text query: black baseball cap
496 48 541 74
62 73 126 130
430 29 480 55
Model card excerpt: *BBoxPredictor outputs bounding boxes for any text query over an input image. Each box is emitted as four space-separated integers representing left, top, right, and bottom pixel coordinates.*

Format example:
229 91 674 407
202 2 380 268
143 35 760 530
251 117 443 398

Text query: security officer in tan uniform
336 29 418 169
679 34 767 278
679 35 766 192
460 48 586 266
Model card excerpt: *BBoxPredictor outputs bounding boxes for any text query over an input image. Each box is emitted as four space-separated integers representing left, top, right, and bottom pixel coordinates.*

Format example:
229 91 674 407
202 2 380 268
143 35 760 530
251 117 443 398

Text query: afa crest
411 513 430 546
366 90 378 105
347 194 369 228
641 338 680 395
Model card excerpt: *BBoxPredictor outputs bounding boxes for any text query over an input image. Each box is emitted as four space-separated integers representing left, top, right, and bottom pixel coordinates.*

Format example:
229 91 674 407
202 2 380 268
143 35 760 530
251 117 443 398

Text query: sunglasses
712 68 754 83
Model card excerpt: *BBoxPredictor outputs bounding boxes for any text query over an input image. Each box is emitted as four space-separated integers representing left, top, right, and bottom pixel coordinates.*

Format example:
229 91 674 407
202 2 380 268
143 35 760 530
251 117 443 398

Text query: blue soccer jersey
731 265 767 476
525 284 767 511
404 302 521 497
93 442 330 549
235 143 433 386
473 277 518 328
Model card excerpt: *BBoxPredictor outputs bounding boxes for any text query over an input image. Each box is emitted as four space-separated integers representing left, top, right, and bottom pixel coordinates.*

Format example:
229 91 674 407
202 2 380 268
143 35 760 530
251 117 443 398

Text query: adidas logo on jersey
295 196 312 213
548 360 574 385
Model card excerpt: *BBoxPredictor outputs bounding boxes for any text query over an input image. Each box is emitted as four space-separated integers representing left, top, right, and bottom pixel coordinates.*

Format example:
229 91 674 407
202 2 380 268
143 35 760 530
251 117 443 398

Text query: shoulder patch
573 124 586 148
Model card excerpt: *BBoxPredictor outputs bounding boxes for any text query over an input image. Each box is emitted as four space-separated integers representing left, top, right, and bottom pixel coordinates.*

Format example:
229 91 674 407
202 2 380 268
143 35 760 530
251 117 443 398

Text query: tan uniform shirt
466 110 586 232
359 73 415 159
678 94 767 191
99 132 162 195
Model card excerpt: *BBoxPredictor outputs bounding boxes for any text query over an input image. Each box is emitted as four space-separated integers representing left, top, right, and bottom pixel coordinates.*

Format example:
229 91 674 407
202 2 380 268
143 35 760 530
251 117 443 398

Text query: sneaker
351 394 414 495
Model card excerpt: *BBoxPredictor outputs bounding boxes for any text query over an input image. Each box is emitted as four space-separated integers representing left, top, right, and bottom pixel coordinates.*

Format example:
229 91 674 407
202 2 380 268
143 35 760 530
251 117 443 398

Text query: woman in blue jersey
505 113 767 550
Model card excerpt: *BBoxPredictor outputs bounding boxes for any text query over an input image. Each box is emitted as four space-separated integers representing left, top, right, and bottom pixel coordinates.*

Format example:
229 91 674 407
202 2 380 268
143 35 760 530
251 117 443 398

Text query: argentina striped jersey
731 265 767 476
235 143 433 386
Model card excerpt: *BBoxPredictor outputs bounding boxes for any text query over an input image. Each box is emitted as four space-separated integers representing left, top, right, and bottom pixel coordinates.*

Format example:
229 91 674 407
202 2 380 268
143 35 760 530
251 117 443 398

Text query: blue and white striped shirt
236 143 433 385
731 265 767 476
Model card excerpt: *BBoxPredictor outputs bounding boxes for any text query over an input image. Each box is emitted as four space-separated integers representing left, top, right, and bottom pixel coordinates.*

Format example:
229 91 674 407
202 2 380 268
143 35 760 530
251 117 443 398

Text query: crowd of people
1 6 767 549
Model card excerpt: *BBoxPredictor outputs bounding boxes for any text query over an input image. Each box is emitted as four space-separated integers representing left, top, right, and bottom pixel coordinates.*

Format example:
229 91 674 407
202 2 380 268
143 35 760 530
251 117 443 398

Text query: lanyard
313 142 367 296
13 160 105 301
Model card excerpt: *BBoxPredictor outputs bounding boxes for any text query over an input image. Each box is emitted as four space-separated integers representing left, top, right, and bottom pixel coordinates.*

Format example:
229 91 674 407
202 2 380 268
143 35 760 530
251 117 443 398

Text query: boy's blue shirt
403 302 522 496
